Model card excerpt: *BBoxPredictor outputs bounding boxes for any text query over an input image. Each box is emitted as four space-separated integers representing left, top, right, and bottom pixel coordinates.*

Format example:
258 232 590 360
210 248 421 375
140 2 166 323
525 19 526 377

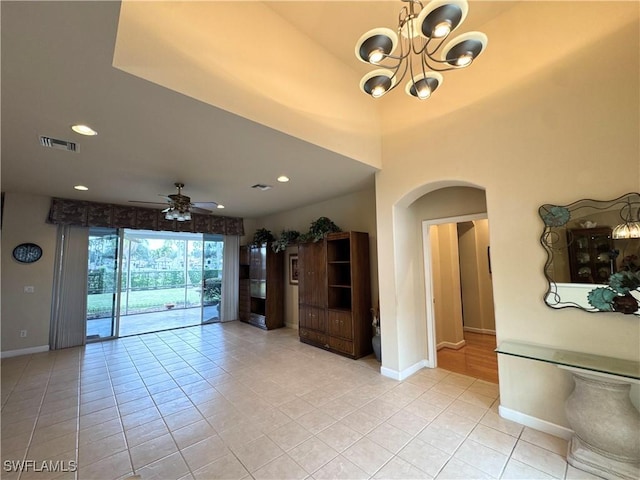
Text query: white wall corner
381 359 430 381
499 404 574 441
1 345 50 359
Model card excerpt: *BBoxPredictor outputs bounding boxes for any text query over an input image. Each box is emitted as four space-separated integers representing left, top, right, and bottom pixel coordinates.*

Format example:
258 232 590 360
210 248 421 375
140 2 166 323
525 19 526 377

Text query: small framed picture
289 254 299 285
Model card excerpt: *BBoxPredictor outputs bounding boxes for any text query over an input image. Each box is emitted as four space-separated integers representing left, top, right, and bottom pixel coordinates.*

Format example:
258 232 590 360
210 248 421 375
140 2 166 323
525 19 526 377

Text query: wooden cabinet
567 227 614 284
298 231 372 359
239 244 284 329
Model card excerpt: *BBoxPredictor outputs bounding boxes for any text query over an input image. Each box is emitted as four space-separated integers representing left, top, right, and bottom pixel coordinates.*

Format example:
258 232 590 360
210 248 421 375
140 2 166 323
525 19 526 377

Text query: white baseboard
381 359 429 381
499 405 573 441
1 345 50 359
463 326 496 335
437 340 466 351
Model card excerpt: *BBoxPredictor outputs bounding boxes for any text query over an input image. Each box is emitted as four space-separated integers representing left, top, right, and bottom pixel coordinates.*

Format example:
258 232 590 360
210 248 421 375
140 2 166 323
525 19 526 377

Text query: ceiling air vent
39 136 78 152
251 184 272 191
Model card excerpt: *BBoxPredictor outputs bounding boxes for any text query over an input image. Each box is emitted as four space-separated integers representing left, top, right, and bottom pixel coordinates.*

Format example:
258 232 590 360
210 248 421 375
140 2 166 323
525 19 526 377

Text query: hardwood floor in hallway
437 332 498 384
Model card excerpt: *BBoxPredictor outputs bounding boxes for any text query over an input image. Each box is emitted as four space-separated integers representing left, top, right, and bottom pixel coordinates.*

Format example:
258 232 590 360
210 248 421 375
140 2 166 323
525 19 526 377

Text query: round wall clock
12 243 43 264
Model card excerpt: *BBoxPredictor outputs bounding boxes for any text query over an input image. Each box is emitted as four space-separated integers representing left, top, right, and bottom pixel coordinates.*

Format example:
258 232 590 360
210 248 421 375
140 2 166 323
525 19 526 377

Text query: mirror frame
539 192 640 315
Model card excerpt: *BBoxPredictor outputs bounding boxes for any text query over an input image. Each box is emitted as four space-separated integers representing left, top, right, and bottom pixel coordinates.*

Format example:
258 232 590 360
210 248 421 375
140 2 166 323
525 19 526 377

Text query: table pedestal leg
565 373 639 480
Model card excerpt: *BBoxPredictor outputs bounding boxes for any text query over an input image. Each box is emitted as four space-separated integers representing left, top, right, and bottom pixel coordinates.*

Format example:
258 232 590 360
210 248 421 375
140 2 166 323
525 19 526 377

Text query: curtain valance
47 197 244 236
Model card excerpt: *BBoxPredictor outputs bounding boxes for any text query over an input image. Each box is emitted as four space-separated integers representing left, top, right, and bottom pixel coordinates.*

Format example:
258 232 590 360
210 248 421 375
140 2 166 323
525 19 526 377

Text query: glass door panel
86 228 121 341
203 234 224 323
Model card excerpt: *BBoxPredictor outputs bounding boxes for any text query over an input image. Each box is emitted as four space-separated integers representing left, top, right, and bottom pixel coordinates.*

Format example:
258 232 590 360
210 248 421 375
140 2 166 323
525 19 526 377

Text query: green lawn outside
87 287 206 318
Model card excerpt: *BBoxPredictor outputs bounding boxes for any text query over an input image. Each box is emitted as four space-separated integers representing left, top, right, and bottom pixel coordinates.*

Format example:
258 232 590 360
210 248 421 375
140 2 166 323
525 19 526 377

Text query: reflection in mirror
539 193 640 315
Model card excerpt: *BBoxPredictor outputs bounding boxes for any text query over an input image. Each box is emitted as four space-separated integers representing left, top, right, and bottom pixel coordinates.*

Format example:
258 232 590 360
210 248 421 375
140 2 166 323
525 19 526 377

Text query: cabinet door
300 305 326 333
299 241 326 307
328 310 353 340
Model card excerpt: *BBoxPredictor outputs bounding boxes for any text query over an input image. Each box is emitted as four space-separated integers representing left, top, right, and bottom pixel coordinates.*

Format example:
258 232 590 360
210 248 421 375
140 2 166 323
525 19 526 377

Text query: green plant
308 216 341 242
252 228 275 246
272 229 300 252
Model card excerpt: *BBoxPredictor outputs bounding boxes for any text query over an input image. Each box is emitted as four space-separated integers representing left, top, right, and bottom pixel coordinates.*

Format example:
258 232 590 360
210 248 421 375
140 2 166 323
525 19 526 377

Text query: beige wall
459 220 495 334
1 193 57 353
430 224 464 348
249 185 378 328
376 19 640 427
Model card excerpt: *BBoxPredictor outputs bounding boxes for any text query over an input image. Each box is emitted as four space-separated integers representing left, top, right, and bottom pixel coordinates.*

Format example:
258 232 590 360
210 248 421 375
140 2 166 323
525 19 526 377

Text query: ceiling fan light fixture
217 204 225 209
74 185 89 191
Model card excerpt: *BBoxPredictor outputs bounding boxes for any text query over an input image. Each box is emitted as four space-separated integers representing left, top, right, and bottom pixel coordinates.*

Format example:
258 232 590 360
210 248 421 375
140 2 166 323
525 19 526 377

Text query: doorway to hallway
422 214 498 383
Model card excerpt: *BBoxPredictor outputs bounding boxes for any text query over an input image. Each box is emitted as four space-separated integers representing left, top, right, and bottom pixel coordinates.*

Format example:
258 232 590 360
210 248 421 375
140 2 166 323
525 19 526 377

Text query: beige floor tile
295 409 336 434
373 456 433 479
386 409 431 436
79 450 133 480
318 397 358 419
480 410 524 438
118 396 156 417
163 406 206 431
312 455 369 480
416 423 465 454
231 434 285 472
172 418 217 449
501 458 555 479
341 409 383 435
135 451 190 480
180 435 230 472
79 432 127 466
366 422 413 454
402 397 447 422
564 464 602 479
440 372 477 388
459 390 498 409
266 421 312 451
129 432 178 470
252 454 309 480
120 406 162 430
343 436 394 476
124 418 169 447
288 437 339 474
79 405 120 430
316 422 363 453
79 418 123 445
520 428 568 456
31 419 78 446
398 438 451 477
469 424 518 456
430 382 467 398
454 439 509 477
19 450 77 480
435 457 493 479
192 452 250 480
511 441 567 478
27 432 77 461
280 397 316 419
445 399 489 422
36 406 78 428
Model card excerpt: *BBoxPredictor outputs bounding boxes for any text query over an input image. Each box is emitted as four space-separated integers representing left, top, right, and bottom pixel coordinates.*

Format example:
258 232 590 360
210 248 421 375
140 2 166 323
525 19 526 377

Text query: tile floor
1 322 601 480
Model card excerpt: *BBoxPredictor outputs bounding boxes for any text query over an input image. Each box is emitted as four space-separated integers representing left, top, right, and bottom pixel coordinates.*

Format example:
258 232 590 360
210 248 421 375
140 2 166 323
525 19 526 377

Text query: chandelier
355 0 487 99
612 197 640 239
164 183 192 222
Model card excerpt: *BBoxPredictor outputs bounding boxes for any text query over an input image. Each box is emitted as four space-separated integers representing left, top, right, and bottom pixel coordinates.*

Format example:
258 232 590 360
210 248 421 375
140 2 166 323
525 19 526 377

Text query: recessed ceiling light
217 204 225 209
71 124 98 136
74 185 89 191
277 176 290 183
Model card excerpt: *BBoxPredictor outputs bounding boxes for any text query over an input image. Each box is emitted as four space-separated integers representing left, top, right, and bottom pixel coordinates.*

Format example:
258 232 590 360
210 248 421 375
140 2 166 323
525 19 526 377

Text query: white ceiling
2 1 637 219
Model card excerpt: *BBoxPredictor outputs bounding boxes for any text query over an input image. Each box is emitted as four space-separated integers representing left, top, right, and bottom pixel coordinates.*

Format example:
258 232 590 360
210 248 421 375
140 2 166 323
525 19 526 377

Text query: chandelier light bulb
432 20 452 38
371 85 386 98
456 52 474 67
417 86 431 99
368 49 384 64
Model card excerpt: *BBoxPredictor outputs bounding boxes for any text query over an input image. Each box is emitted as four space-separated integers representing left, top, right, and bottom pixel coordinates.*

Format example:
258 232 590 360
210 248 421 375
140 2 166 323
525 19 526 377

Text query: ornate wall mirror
539 193 640 315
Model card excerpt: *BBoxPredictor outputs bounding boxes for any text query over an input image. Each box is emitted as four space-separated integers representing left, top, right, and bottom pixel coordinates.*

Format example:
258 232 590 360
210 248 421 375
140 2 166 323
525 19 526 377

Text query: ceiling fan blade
161 207 171 213
192 201 218 208
191 206 213 214
158 194 173 201
129 200 170 206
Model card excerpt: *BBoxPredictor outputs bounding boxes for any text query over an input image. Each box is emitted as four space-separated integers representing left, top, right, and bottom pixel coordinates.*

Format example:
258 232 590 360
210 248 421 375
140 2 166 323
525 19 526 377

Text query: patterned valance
47 197 244 236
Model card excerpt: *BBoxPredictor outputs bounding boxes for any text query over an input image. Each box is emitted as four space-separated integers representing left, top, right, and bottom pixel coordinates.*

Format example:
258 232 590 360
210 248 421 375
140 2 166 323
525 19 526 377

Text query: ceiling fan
130 183 220 221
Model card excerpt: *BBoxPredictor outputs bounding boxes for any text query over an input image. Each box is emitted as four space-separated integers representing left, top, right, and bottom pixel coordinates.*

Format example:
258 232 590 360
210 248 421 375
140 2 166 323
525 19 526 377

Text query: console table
496 341 640 480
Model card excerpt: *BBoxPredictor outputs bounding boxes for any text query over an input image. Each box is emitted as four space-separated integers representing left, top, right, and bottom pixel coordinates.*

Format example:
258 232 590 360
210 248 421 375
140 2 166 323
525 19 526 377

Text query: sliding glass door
86 229 225 339
86 228 121 341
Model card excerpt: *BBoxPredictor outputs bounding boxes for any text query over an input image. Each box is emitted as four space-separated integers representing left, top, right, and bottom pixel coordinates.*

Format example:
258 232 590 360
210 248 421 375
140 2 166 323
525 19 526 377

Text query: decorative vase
372 334 381 362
